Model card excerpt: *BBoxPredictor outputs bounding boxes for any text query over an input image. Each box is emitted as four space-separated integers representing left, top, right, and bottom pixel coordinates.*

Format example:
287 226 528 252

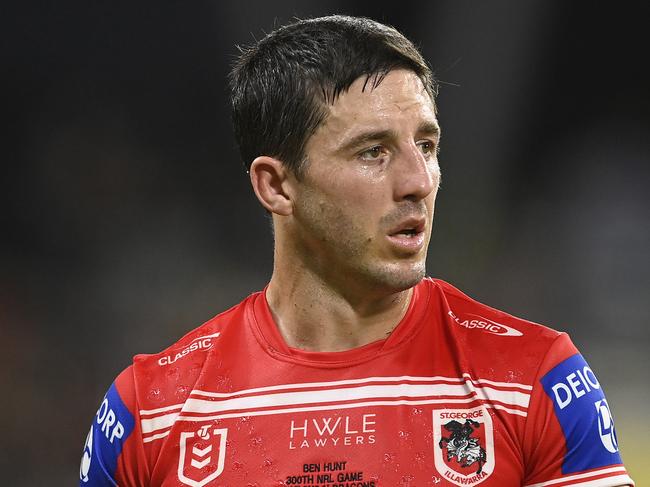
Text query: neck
266 256 414 353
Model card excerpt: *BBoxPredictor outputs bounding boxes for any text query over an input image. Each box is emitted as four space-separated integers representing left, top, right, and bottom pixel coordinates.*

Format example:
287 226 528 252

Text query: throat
265 281 413 352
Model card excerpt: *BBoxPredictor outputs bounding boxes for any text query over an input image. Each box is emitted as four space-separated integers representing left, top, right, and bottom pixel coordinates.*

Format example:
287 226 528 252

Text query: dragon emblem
438 419 487 474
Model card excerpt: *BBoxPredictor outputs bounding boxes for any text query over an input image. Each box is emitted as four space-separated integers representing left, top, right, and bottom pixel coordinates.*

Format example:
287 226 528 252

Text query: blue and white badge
540 353 622 474
79 383 135 485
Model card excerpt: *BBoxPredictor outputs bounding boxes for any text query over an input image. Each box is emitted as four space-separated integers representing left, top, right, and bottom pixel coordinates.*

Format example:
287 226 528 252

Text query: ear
249 156 294 216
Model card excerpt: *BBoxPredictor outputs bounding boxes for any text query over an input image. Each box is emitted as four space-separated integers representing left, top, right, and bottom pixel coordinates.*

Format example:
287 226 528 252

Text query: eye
417 140 438 156
358 145 386 161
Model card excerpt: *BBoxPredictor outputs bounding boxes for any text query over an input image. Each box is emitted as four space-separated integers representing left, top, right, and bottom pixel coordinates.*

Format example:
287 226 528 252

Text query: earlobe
249 156 293 216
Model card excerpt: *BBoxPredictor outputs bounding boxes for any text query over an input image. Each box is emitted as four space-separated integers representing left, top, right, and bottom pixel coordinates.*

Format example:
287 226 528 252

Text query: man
79 15 634 486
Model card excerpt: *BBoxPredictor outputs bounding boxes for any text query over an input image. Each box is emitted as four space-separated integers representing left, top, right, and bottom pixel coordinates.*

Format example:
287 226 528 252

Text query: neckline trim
247 279 433 369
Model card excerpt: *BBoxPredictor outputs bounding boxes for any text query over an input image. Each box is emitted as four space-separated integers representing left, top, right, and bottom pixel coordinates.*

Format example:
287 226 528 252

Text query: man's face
288 69 441 295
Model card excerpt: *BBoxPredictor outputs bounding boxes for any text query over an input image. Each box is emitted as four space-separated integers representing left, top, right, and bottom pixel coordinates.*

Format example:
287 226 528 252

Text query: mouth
391 226 423 237
388 217 426 236
386 218 427 252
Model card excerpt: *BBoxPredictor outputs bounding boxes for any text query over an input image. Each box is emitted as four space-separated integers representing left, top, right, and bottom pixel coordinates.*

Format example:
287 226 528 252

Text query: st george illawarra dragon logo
433 408 494 486
439 419 487 474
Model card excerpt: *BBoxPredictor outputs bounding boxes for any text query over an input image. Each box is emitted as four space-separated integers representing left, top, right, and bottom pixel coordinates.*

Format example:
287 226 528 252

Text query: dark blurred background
2 1 648 485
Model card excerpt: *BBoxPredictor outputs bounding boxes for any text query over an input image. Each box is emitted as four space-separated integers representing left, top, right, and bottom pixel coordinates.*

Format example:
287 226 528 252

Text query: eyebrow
418 121 441 137
336 129 397 154
336 121 440 154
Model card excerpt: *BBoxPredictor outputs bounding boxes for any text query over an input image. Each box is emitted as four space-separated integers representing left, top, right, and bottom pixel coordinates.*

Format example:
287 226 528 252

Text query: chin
368 261 427 293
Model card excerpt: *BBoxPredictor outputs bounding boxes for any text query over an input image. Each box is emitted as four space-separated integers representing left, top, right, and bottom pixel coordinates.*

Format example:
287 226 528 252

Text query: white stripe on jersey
524 466 633 487
139 374 532 415
462 372 533 390
179 383 529 416
141 400 525 443
139 375 531 442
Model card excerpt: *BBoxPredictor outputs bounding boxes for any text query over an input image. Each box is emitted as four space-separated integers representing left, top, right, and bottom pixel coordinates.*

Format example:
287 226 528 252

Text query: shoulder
421 277 581 383
126 291 262 409
137 291 259 364
426 277 563 345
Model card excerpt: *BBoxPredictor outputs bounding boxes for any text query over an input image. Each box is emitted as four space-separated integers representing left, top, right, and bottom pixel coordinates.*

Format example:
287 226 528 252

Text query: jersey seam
130 365 153 485
521 331 567 482
261 325 425 369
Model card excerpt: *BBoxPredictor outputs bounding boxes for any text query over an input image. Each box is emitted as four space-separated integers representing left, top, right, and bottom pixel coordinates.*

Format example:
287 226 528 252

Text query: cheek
307 189 379 247
331 174 386 209
334 189 384 233
301 168 388 232
428 163 441 204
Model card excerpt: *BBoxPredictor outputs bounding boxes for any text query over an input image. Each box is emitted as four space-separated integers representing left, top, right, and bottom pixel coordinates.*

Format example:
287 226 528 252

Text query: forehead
318 69 437 140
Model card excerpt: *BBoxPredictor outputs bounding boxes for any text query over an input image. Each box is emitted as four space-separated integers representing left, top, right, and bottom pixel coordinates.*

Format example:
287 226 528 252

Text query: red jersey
79 278 634 486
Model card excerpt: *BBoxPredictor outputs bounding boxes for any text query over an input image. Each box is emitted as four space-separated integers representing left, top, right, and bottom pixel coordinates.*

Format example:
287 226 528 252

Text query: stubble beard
295 195 428 296
353 250 427 293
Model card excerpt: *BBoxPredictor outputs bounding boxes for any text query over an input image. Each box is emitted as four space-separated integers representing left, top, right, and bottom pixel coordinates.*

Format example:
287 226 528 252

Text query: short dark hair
229 15 437 176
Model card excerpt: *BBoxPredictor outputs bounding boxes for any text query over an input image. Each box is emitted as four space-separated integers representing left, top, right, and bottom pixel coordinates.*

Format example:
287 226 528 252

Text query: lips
388 217 426 237
386 217 427 252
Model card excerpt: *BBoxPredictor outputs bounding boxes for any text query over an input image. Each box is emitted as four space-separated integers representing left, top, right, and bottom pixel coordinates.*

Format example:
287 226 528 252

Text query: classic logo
178 425 228 487
448 311 523 337
433 408 494 486
159 332 220 366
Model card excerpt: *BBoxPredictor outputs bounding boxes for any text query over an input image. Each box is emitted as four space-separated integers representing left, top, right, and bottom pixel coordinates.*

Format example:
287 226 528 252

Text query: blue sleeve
540 353 623 474
79 382 135 486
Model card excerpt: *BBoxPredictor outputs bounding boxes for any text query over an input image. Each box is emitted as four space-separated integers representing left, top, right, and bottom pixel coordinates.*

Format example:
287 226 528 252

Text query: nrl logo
432 408 494 486
178 425 228 487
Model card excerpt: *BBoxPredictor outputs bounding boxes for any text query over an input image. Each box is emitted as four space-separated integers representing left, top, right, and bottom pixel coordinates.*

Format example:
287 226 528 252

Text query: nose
392 144 440 202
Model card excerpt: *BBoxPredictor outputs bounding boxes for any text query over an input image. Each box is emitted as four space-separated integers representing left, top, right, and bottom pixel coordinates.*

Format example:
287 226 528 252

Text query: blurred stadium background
2 1 648 485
